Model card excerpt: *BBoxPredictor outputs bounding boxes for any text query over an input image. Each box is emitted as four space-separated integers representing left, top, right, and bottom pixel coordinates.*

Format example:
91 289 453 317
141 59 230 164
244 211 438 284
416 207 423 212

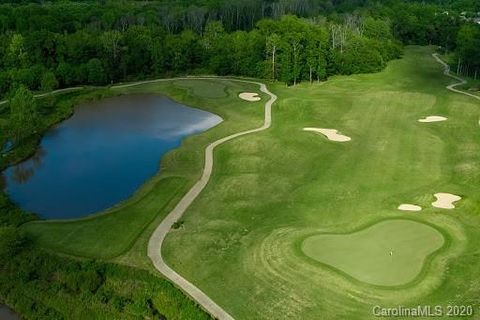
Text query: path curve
135 78 276 320
2 76 275 319
432 53 480 101
0 87 84 106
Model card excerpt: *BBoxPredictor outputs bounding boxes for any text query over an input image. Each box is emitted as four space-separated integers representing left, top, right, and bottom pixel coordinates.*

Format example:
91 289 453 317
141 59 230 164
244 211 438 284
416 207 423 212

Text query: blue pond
2 94 222 219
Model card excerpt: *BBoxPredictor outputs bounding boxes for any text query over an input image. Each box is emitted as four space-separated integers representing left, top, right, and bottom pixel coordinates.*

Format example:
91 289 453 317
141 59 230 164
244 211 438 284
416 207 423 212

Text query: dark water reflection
2 95 222 219
0 174 5 190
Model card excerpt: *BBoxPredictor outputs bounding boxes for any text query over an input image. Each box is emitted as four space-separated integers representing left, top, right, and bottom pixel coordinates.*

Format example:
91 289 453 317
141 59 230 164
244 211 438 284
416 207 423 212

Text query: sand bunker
239 92 261 102
398 204 422 212
432 193 461 209
303 128 351 142
418 116 447 123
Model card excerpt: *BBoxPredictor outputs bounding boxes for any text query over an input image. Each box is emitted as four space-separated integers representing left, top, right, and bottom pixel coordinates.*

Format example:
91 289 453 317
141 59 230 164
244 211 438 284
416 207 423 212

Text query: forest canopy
0 0 479 100
0 0 479 319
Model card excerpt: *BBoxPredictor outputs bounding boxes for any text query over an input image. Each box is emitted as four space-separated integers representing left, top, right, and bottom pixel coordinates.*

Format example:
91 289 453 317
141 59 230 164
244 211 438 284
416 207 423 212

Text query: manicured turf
302 219 444 286
24 47 480 319
161 46 480 319
23 79 266 259
24 177 187 258
173 79 228 98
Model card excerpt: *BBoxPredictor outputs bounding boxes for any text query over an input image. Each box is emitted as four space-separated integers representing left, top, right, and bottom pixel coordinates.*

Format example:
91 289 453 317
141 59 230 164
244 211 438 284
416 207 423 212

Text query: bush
41 71 59 92
0 226 27 259
79 270 103 293
87 58 107 85
172 220 184 229
332 37 386 75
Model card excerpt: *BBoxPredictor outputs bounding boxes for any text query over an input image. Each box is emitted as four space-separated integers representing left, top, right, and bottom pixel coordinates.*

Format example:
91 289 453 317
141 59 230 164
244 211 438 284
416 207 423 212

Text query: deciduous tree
8 86 39 142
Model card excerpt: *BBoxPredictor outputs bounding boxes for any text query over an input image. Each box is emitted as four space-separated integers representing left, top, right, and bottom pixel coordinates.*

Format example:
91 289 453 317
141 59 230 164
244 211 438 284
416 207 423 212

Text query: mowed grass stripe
24 177 187 258
22 47 480 319
162 46 480 319
22 79 266 259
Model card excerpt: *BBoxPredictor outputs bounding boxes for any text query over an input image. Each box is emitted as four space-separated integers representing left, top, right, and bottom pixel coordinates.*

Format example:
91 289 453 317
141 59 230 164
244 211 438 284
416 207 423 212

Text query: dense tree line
0 5 403 102
0 0 476 35
0 0 479 318
1 0 478 102
373 2 480 78
455 23 480 79
1 0 477 100
0 0 372 34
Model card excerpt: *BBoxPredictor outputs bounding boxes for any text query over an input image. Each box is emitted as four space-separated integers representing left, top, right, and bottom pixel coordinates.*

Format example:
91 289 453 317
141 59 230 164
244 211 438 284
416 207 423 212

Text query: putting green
24 47 479 319
302 219 445 286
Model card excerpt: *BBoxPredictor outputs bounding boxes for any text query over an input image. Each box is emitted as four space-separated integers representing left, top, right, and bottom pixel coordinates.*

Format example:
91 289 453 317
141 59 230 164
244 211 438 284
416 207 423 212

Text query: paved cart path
1 77 276 319
139 78 276 320
432 53 480 101
0 87 84 106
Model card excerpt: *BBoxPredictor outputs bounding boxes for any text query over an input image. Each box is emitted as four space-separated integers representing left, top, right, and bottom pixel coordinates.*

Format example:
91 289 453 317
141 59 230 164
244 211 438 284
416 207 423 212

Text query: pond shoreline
3 93 222 219
0 88 114 172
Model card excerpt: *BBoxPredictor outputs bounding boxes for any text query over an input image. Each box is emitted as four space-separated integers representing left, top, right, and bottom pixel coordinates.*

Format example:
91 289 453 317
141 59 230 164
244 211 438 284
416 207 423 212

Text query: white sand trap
239 92 261 102
418 116 447 123
432 193 461 209
303 128 351 142
398 204 422 211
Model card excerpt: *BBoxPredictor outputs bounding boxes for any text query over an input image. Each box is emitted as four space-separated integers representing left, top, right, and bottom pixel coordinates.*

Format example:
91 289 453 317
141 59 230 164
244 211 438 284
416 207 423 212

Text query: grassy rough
0 249 212 320
160 46 480 319
22 47 480 319
22 79 266 260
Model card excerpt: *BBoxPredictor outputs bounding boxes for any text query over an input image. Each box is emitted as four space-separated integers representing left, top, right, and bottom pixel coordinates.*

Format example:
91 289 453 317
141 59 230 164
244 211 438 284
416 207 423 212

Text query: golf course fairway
23 46 480 319
302 219 444 286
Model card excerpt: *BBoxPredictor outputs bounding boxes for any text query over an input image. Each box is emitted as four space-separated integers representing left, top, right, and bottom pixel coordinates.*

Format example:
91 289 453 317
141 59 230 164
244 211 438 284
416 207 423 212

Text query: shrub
0 226 27 260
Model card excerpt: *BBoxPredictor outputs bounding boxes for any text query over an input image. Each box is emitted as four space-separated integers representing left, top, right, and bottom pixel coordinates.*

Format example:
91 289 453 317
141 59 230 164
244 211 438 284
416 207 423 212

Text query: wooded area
0 0 479 318
0 0 478 102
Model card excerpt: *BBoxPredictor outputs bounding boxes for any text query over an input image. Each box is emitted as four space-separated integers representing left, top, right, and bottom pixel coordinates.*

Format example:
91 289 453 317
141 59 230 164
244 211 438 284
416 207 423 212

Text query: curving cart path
1 77 276 319
2 55 475 320
0 55 474 320
135 78 277 320
432 53 480 101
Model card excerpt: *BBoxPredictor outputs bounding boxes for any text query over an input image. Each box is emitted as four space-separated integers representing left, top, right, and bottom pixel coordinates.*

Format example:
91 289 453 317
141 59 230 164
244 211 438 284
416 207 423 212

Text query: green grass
460 79 480 98
23 47 480 319
22 79 267 260
160 46 480 319
173 79 228 98
24 177 187 258
301 219 445 286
